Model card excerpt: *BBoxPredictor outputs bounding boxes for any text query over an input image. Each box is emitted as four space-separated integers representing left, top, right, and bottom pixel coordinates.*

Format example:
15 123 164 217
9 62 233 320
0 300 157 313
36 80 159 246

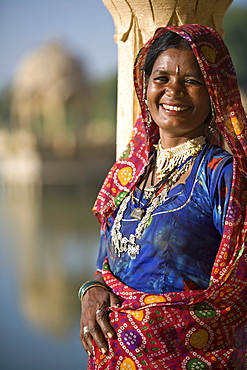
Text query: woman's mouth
161 104 189 112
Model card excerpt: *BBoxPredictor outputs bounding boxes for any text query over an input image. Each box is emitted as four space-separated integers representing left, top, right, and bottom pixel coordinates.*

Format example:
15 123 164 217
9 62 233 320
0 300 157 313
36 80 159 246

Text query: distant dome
12 41 86 98
10 40 89 154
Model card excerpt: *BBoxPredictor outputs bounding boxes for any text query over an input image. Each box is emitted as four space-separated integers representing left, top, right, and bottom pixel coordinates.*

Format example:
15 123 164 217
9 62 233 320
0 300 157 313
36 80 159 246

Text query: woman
79 24 247 369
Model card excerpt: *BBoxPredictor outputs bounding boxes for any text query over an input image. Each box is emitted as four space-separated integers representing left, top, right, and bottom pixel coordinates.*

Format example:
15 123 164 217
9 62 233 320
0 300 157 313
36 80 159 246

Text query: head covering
93 24 247 280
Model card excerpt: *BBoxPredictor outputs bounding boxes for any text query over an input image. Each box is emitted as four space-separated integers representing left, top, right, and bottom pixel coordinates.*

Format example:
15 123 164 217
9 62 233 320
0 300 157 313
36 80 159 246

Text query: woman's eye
185 79 203 86
153 76 169 83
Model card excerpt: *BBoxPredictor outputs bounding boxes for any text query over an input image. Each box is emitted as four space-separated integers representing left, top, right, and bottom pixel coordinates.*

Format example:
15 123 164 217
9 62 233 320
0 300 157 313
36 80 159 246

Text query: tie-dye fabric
89 25 247 369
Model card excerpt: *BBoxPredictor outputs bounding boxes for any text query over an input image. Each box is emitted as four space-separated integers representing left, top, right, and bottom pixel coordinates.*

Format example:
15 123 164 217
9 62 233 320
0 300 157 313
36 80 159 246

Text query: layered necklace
111 136 206 259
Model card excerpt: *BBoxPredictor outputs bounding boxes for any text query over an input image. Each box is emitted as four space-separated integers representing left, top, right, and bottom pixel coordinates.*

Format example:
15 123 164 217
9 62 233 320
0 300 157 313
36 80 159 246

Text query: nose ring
179 91 184 97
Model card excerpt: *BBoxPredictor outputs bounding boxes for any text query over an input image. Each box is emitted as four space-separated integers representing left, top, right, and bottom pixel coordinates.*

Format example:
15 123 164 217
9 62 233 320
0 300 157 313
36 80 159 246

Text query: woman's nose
165 80 184 98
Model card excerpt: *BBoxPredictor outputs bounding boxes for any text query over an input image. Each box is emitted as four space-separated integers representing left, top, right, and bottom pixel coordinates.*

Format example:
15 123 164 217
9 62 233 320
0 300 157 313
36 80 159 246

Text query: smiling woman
79 25 247 369
146 48 211 143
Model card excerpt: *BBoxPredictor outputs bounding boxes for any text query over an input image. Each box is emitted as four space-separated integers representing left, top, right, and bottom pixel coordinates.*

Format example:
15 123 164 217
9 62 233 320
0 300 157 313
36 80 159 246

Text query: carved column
102 0 233 157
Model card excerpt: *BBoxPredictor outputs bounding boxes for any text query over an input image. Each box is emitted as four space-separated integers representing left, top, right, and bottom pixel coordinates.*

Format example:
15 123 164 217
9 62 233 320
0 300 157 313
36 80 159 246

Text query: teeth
162 104 187 112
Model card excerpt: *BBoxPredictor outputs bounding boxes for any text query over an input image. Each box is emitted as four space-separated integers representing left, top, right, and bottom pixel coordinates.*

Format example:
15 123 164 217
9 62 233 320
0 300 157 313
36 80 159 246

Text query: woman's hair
144 31 191 77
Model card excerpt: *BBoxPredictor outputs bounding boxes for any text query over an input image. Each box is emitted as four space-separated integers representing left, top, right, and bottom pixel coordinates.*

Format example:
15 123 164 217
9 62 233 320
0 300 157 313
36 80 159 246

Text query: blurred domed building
11 41 89 158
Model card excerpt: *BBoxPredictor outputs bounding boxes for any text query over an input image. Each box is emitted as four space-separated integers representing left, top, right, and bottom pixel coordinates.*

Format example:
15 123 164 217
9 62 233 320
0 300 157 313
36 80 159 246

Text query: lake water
0 185 102 370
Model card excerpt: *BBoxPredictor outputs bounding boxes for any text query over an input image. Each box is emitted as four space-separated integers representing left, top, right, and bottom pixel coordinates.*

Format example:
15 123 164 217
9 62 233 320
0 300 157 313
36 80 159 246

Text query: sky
0 0 117 90
0 0 246 90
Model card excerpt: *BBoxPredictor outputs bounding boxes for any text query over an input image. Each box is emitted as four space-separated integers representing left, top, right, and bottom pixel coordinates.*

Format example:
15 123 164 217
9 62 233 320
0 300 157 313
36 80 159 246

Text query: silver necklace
111 143 204 259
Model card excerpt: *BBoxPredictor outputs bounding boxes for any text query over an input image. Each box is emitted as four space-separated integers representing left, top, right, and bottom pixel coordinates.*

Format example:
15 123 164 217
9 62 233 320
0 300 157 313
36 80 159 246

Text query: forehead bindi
151 49 202 77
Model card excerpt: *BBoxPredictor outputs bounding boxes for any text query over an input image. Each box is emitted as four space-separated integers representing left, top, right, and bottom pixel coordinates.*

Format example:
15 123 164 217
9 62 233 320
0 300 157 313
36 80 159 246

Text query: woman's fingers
80 316 93 356
88 317 109 354
95 291 123 340
95 306 116 340
80 324 93 357
80 319 109 355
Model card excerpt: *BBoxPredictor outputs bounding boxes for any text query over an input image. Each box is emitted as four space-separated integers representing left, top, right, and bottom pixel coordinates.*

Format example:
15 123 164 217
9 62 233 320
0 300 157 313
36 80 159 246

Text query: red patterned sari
89 25 247 369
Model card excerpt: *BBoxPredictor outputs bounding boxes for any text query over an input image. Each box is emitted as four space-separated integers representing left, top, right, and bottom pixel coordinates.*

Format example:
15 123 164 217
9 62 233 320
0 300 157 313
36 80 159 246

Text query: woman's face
146 48 211 140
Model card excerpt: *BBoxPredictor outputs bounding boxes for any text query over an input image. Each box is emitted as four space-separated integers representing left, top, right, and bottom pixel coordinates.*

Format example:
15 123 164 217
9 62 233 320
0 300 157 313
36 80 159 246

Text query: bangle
78 280 109 301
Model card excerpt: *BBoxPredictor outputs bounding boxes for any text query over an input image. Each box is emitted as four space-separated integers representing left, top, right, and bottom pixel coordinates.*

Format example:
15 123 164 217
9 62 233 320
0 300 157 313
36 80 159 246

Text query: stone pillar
102 0 233 157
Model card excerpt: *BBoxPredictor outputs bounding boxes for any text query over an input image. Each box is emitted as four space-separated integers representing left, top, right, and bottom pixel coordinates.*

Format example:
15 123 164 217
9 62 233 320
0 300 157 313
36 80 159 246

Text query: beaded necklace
111 136 206 259
155 136 206 180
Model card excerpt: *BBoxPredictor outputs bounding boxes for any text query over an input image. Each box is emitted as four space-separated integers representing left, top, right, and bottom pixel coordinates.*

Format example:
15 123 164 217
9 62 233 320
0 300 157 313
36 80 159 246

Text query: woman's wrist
78 280 109 301
93 271 105 284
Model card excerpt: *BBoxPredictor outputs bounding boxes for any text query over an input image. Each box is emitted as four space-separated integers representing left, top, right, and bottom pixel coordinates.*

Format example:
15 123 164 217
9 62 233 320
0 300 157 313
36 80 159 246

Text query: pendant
144 186 155 198
131 207 145 220
128 243 140 259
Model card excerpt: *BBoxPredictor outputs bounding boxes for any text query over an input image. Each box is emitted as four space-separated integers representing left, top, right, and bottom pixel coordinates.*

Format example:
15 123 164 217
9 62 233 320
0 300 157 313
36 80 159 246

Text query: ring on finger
96 308 105 315
83 326 90 335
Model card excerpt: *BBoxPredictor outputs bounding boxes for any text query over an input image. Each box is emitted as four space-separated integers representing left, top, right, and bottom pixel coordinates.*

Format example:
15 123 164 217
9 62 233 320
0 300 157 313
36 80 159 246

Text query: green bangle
78 280 109 301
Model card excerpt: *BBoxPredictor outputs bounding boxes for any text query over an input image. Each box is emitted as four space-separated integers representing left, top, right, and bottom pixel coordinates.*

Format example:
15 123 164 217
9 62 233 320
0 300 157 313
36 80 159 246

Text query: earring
144 99 152 126
208 104 216 133
142 71 147 101
142 71 152 126
208 118 216 133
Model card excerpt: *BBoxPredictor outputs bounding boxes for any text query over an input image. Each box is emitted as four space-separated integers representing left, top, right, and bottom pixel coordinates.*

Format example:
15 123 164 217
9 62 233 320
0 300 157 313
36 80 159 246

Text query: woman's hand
79 283 122 357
